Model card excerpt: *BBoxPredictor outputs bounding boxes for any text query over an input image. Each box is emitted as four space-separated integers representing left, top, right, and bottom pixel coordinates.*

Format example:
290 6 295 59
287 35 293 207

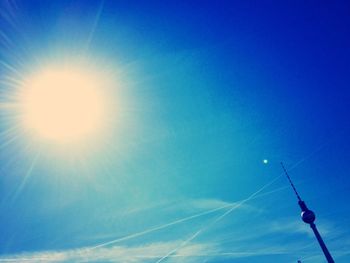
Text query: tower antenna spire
280 162 335 263
281 162 302 202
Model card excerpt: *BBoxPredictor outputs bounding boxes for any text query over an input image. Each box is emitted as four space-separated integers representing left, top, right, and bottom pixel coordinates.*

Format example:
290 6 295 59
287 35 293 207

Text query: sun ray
0 30 14 48
10 149 41 204
0 129 21 149
84 0 105 53
0 60 23 77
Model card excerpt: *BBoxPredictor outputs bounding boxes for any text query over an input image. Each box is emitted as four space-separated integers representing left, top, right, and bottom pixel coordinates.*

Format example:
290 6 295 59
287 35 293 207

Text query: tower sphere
301 209 316 223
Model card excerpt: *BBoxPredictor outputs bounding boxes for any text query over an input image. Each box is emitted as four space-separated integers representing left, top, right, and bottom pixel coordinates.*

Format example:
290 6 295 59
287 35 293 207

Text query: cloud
2 197 343 263
0 197 268 263
148 197 261 222
268 218 335 239
0 241 218 263
1 240 313 263
179 198 261 213
0 240 298 263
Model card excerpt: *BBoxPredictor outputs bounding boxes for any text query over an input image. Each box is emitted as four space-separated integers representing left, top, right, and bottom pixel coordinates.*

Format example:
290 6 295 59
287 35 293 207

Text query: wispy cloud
0 241 217 263
0 197 264 263
0 240 300 263
1 197 345 263
170 198 262 214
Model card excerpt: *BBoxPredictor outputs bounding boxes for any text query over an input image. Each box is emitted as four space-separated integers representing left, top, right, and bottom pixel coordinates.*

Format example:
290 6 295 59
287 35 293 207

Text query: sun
19 65 107 143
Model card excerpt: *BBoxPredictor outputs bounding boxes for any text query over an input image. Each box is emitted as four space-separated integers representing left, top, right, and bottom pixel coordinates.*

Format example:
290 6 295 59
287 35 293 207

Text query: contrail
154 175 283 263
89 202 233 249
285 128 347 173
90 137 333 254
90 176 287 250
154 137 341 263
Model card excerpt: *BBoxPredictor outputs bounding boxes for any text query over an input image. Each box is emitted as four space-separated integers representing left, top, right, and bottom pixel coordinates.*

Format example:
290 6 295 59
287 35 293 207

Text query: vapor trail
90 175 289 250
286 129 347 173
89 202 233 249
154 175 283 263
89 137 332 253
154 139 341 263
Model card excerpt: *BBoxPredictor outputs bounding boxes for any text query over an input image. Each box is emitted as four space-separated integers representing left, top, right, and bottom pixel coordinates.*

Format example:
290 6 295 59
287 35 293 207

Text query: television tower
281 163 335 263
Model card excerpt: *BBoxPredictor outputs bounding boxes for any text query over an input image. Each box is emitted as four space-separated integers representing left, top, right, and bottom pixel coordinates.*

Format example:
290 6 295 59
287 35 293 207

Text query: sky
0 0 350 262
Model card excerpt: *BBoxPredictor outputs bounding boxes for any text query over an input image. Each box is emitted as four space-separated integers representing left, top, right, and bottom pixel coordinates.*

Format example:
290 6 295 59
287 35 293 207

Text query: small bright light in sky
263 159 268 164
19 65 107 143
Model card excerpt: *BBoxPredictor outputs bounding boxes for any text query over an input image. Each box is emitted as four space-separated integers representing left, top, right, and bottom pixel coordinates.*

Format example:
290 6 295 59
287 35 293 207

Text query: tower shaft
281 163 335 263
310 223 335 263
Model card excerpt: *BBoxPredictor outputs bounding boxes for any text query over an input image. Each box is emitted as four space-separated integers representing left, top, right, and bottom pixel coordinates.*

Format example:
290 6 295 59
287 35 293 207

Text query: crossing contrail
153 139 340 263
90 174 285 250
154 174 283 263
89 202 233 249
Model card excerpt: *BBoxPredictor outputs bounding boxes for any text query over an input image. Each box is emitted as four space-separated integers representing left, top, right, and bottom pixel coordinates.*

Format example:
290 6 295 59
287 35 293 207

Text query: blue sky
0 1 350 262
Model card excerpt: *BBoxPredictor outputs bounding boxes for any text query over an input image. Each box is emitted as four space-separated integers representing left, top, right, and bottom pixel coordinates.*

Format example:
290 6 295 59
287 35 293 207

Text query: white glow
19 65 107 143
